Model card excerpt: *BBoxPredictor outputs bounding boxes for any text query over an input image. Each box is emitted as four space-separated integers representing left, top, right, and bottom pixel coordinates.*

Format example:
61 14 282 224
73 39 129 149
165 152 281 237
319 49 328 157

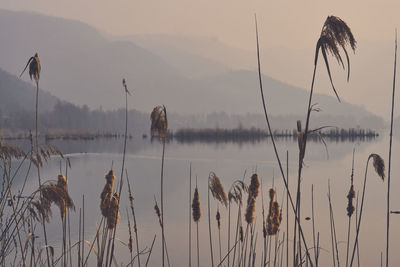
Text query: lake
6 132 400 266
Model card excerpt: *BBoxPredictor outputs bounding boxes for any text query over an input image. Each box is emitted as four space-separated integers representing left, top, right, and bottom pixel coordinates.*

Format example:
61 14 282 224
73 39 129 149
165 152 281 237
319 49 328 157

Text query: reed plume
245 174 260 224
192 188 201 222
40 175 75 220
315 16 357 101
154 197 162 227
100 170 116 217
151 105 168 138
346 185 355 217
370 154 385 180
20 53 41 81
228 180 248 206
266 188 282 235
209 172 228 207
106 193 120 229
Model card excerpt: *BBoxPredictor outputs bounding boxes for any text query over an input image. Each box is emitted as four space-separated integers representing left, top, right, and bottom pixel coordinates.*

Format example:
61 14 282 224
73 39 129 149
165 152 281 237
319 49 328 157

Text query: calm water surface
8 134 400 266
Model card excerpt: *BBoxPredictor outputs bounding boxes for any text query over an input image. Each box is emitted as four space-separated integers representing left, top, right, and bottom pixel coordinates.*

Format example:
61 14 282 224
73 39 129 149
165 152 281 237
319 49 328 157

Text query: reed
192 179 201 267
20 52 51 267
126 170 141 267
254 15 313 265
208 172 227 267
151 105 168 267
189 163 192 267
350 154 385 267
345 149 356 267
386 30 397 267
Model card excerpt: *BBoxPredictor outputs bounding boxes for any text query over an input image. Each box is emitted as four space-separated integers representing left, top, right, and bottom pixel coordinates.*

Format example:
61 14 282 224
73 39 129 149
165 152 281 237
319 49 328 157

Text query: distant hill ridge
0 9 384 129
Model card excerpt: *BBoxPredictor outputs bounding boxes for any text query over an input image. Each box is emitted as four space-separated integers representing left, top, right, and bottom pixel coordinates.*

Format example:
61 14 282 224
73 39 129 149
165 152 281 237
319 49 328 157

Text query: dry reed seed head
100 184 113 217
245 197 256 224
27 54 41 81
31 200 52 222
57 174 68 191
228 180 248 206
346 184 356 217
209 172 228 207
315 16 357 100
150 105 168 138
266 201 282 235
106 193 120 229
154 200 163 227
41 181 75 220
269 188 276 200
105 170 116 185
240 226 244 242
248 173 260 199
216 210 221 229
192 188 201 222
0 143 27 160
370 153 385 180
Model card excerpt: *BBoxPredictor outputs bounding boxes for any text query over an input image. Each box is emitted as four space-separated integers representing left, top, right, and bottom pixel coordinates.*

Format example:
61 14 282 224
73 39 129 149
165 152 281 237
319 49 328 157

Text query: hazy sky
1 0 399 50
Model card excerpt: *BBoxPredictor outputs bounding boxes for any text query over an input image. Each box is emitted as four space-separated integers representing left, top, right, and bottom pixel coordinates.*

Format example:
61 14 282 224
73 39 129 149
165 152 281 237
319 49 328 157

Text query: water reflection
4 133 398 267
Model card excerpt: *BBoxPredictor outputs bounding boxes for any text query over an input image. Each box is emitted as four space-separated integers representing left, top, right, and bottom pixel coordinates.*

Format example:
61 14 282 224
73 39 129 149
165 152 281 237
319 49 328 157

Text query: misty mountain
125 34 396 119
0 9 384 129
0 68 58 114
120 34 248 78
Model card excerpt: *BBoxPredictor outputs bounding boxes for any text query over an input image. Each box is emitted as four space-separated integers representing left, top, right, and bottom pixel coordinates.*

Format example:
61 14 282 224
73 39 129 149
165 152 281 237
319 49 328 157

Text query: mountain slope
0 9 383 125
0 68 58 113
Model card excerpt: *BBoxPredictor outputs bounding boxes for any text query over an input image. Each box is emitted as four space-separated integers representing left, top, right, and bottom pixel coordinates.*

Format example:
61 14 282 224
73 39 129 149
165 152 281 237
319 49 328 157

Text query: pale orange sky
0 0 397 50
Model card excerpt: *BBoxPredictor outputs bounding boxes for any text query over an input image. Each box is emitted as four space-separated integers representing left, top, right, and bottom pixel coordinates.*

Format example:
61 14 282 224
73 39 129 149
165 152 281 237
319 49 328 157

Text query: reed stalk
192 177 201 267
355 192 360 267
189 163 192 267
286 151 289 267
350 154 385 267
107 79 130 266
311 185 317 267
328 181 340 267
346 149 356 267
145 235 157 267
254 15 313 266
126 170 141 267
386 29 397 267
208 182 214 267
